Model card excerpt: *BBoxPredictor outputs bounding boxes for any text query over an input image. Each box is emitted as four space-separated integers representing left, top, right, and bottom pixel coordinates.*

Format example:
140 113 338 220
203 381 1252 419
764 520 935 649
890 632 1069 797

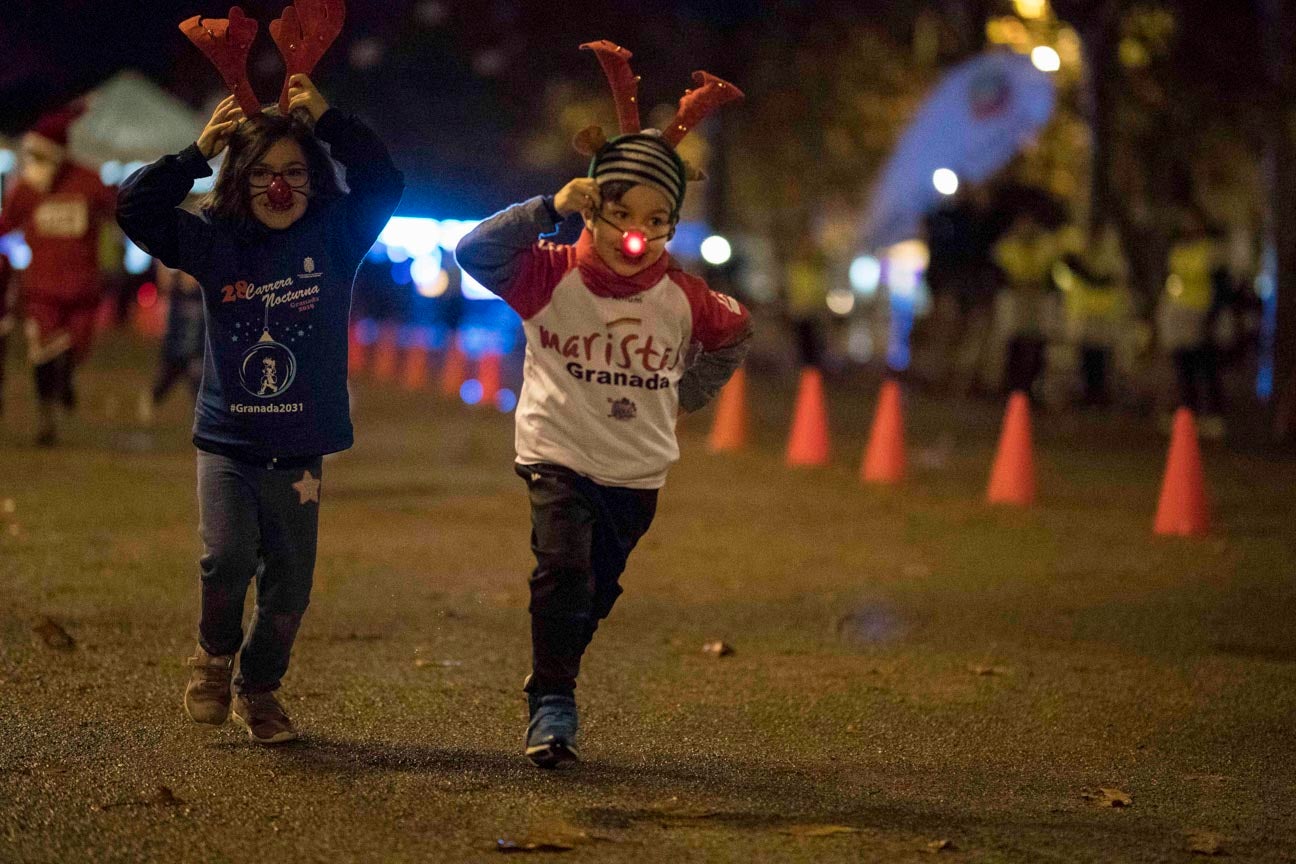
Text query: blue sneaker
525 694 580 768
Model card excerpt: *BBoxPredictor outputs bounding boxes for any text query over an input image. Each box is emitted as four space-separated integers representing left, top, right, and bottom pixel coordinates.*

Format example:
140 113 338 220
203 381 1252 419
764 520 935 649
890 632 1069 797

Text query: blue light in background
460 379 484 405
124 239 152 275
496 388 518 413
0 233 31 269
1257 245 1276 400
355 318 380 346
390 259 413 286
666 221 709 260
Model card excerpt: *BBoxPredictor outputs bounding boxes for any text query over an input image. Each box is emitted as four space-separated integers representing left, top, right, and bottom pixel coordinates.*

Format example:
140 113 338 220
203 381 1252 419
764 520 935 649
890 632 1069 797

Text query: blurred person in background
784 234 830 369
0 102 116 446
922 184 1005 395
138 260 205 425
993 210 1062 400
1157 208 1229 439
1058 225 1129 408
0 252 13 416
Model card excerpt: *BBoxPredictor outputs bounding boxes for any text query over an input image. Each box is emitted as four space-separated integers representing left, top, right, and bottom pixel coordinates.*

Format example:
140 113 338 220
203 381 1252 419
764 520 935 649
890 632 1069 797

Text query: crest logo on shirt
303 257 316 274
608 397 637 421
239 337 297 399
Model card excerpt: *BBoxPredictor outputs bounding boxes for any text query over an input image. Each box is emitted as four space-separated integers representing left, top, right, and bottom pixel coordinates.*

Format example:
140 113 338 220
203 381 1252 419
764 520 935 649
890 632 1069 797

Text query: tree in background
1258 0 1296 440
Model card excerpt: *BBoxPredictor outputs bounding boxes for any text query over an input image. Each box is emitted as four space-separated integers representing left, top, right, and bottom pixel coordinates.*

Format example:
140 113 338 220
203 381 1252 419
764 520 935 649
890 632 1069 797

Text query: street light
700 234 733 266
1013 0 1048 20
1031 46 1061 73
933 168 960 196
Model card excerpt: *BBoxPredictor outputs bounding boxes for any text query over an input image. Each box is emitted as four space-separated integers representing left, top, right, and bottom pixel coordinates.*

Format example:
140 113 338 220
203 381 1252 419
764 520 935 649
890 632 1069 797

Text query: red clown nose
621 230 647 258
266 176 295 211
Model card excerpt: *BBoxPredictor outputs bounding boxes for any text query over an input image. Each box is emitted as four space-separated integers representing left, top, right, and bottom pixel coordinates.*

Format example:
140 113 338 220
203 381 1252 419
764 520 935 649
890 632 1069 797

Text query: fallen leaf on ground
1081 787 1132 808
782 824 860 837
149 786 184 806
496 826 600 854
94 786 186 811
2 499 15 514
967 664 1009 676
33 618 75 650
1186 831 1226 855
649 796 721 820
496 838 575 854
414 658 463 668
702 640 734 657
927 839 957 852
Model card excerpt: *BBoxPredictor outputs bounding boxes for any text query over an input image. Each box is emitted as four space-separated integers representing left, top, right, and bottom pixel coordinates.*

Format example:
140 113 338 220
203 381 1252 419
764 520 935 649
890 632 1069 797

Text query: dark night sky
1 1 1271 217
0 0 776 215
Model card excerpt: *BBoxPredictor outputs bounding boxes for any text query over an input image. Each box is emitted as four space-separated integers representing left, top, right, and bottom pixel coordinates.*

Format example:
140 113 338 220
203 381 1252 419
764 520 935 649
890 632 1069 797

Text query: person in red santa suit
0 103 116 445
0 252 14 416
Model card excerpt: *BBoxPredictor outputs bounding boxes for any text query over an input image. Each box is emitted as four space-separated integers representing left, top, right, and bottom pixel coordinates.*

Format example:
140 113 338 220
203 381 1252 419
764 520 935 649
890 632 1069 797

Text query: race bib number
33 199 89 240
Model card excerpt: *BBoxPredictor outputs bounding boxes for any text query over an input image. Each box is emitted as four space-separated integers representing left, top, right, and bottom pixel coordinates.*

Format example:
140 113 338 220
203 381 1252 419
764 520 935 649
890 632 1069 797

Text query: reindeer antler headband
180 0 345 119
574 40 744 219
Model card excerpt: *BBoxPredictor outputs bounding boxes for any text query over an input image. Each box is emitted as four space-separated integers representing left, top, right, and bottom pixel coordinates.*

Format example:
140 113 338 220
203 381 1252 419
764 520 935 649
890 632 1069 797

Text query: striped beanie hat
589 131 688 219
575 40 744 221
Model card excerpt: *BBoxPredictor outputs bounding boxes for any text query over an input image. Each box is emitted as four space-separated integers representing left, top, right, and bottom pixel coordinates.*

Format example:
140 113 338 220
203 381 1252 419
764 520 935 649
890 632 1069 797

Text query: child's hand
554 178 601 218
285 73 330 122
196 95 245 159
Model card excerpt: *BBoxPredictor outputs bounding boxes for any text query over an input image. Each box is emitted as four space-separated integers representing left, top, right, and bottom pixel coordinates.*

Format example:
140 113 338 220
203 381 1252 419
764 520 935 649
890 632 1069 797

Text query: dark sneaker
525 694 579 768
232 692 298 745
183 646 233 725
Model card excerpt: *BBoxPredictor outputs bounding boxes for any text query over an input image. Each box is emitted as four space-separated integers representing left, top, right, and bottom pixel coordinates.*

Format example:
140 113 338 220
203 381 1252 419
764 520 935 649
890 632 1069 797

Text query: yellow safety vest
1165 239 1213 313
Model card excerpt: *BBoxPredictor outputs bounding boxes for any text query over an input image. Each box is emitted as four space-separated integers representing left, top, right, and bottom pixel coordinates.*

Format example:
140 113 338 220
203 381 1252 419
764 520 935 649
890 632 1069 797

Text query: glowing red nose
266 176 295 210
621 230 647 257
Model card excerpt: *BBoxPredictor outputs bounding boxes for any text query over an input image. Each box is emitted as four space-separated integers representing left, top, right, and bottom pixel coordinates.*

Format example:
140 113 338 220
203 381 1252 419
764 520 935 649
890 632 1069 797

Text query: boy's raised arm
455 196 573 319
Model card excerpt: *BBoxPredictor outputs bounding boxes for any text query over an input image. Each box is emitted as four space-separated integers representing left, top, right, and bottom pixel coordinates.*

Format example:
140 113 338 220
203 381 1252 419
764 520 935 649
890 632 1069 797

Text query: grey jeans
196 450 322 694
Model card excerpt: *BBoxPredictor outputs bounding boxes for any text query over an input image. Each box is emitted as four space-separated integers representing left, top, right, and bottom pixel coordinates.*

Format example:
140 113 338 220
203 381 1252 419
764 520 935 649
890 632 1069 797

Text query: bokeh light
700 235 733 265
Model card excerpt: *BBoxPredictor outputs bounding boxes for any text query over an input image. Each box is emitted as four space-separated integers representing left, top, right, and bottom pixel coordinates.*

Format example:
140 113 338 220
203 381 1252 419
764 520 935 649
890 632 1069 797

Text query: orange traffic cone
707 366 749 453
477 351 502 407
347 323 367 376
861 379 906 485
1154 407 1210 537
440 337 468 398
400 330 431 391
372 324 399 383
785 367 830 467
986 390 1035 506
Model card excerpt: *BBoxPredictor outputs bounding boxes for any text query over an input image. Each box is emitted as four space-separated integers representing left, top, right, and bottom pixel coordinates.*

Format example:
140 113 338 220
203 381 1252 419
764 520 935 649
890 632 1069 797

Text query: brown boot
232 691 298 745
183 646 233 724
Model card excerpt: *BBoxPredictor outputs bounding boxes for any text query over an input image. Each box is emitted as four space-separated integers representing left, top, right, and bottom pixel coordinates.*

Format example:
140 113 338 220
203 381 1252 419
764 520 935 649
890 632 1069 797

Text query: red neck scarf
575 228 674 298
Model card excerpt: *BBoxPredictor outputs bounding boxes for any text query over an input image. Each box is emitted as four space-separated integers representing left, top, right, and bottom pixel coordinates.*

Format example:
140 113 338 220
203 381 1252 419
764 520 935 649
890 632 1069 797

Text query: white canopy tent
68 70 205 168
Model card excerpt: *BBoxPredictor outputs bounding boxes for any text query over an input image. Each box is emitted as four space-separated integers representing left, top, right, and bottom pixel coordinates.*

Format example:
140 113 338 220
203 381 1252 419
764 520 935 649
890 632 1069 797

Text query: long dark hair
201 109 344 234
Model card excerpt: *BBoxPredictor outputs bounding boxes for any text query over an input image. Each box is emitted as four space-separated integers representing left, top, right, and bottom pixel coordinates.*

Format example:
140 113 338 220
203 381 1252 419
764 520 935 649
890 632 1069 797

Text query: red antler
270 0 345 114
663 71 744 147
180 7 262 117
580 40 641 135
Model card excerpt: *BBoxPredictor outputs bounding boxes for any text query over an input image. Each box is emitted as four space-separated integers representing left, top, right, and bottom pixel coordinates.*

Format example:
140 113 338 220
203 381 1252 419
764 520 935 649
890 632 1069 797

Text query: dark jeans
196 450 322 694
152 356 202 404
516 463 658 698
1173 346 1225 415
793 319 826 369
1079 344 1111 407
1005 335 1046 397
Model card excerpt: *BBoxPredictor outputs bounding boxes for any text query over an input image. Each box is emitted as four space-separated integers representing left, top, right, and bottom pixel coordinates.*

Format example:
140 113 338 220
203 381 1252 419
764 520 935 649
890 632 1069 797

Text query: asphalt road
2 333 1294 862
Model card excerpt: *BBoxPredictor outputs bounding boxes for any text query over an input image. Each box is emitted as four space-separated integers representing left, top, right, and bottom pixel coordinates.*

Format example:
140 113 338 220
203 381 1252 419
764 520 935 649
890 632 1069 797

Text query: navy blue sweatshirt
117 110 403 461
